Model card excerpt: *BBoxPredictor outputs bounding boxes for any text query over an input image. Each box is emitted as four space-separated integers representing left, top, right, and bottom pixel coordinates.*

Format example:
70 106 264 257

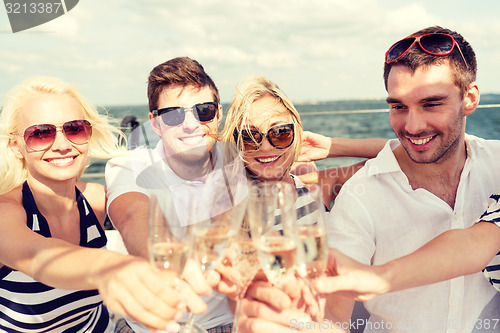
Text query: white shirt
327 136 500 333
106 141 246 331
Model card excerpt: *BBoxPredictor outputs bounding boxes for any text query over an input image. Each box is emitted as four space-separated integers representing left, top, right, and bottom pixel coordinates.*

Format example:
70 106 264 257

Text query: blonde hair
221 76 303 165
0 76 125 194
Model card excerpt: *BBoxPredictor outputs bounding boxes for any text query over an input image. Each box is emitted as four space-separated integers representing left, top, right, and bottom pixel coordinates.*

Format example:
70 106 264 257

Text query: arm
297 161 366 206
316 222 500 300
107 191 150 258
0 201 211 331
105 153 152 258
297 131 387 162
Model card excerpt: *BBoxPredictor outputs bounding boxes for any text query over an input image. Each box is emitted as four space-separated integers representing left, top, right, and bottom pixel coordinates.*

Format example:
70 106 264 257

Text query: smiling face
241 96 295 181
387 63 474 164
151 85 222 170
11 93 89 184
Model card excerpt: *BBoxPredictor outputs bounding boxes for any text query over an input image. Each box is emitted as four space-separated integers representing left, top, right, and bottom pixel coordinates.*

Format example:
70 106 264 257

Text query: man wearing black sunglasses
105 57 238 333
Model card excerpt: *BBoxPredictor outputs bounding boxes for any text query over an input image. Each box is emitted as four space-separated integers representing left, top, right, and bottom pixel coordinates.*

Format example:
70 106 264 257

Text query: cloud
1 0 500 106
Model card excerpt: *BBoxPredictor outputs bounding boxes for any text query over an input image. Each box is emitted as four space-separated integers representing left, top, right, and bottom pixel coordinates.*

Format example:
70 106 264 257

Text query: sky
1 0 500 106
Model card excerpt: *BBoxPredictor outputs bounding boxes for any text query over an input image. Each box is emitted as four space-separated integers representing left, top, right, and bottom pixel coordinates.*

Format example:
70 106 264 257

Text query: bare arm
385 222 500 291
0 200 212 331
323 294 354 332
298 161 366 206
316 222 500 300
107 192 150 258
297 131 387 162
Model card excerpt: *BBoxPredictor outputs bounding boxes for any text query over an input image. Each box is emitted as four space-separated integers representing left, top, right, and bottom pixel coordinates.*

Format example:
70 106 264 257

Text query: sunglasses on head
11 119 92 152
234 123 295 151
385 32 468 69
152 102 219 127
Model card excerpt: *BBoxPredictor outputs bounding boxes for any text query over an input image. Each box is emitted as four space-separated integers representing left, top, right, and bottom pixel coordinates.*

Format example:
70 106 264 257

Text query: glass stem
232 286 247 333
185 312 194 332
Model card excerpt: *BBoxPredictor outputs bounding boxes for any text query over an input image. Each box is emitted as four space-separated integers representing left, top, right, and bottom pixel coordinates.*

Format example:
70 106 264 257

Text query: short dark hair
383 26 477 96
147 57 220 111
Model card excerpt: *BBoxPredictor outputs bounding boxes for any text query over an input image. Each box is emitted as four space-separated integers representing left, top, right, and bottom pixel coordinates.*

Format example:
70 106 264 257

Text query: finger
314 275 353 293
300 282 316 306
282 275 302 300
107 283 179 332
246 281 291 309
177 281 208 314
215 276 239 299
182 259 212 296
224 245 238 263
206 270 221 288
216 260 240 285
298 281 320 319
241 298 312 328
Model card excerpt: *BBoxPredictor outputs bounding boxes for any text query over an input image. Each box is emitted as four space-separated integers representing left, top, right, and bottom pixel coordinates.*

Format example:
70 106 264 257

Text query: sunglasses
234 123 295 151
152 102 219 127
385 33 468 68
11 119 92 152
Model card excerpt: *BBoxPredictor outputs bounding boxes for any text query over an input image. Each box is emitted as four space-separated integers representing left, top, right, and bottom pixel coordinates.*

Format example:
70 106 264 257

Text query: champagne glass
295 184 328 320
149 190 190 274
188 171 248 275
186 170 248 332
227 214 260 333
248 181 299 289
296 183 328 283
148 189 206 333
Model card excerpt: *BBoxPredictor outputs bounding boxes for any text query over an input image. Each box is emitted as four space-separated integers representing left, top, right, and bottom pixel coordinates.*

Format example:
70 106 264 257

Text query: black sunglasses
234 123 295 151
11 119 92 152
385 32 468 69
151 102 219 127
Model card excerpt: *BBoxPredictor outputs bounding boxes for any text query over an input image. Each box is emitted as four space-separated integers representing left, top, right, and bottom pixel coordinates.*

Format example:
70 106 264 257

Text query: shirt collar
366 139 401 176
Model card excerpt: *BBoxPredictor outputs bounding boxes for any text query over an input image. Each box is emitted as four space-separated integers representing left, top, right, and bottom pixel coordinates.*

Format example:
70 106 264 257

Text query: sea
82 95 500 185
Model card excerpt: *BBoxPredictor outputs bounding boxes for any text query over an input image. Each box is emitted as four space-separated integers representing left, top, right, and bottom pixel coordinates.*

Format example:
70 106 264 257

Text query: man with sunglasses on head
322 26 500 333
239 26 500 333
105 57 238 333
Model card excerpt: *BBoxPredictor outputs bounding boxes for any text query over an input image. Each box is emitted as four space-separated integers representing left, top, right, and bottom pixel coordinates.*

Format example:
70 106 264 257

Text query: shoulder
107 148 156 167
106 148 159 182
0 187 27 225
76 182 106 221
466 134 500 151
0 185 23 205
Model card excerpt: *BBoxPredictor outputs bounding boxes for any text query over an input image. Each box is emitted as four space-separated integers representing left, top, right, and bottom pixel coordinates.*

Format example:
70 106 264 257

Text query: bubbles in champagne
258 236 297 287
150 242 188 273
233 240 260 286
192 224 235 272
297 225 327 280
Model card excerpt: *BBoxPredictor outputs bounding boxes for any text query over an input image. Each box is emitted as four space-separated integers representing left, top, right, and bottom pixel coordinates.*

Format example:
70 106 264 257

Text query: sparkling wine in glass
188 171 248 276
248 181 299 288
294 183 328 321
148 189 206 333
228 215 260 333
296 184 328 283
149 190 190 276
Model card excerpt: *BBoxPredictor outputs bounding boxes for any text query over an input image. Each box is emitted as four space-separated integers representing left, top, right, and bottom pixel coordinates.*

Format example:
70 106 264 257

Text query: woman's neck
26 175 78 213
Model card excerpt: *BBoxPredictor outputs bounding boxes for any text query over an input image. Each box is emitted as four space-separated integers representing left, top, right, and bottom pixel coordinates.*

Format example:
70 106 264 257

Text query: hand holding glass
148 189 206 333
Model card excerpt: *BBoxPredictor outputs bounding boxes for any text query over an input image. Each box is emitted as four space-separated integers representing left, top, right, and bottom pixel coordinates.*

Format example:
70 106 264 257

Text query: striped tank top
0 182 113 332
479 192 500 292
